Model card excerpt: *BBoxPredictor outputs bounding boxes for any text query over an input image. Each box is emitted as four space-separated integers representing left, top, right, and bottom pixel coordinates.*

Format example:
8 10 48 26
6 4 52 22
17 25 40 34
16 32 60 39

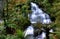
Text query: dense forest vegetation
0 0 60 39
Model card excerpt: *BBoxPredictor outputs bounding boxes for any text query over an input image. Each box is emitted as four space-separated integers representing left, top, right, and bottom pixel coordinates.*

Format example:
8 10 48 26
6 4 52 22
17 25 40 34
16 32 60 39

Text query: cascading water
28 2 51 24
24 2 53 39
24 25 34 37
24 25 34 39
35 32 46 39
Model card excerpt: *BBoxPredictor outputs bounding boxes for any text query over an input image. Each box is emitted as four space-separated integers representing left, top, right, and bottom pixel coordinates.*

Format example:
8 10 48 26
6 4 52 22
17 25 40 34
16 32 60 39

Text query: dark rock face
6 26 16 34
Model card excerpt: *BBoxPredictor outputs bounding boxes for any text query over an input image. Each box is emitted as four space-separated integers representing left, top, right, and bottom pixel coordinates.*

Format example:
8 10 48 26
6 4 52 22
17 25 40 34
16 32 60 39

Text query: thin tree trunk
46 28 50 39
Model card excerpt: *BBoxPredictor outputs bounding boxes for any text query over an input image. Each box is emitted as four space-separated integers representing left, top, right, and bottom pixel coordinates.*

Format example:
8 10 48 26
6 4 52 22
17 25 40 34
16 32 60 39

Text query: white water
28 2 51 24
49 29 53 33
24 2 53 39
24 25 34 37
36 32 46 39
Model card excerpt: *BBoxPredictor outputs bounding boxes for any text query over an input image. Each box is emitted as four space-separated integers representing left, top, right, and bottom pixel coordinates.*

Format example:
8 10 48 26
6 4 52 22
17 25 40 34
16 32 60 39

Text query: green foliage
0 0 60 39
16 29 24 39
0 34 24 39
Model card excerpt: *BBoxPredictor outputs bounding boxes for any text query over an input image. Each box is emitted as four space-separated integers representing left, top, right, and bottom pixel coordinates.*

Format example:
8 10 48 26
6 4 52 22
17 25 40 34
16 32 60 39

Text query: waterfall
35 32 46 39
28 2 51 24
24 25 34 37
24 2 53 39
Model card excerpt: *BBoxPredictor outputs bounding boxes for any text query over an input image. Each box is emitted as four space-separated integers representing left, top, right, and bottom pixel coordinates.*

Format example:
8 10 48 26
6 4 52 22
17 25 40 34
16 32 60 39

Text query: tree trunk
46 28 50 39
